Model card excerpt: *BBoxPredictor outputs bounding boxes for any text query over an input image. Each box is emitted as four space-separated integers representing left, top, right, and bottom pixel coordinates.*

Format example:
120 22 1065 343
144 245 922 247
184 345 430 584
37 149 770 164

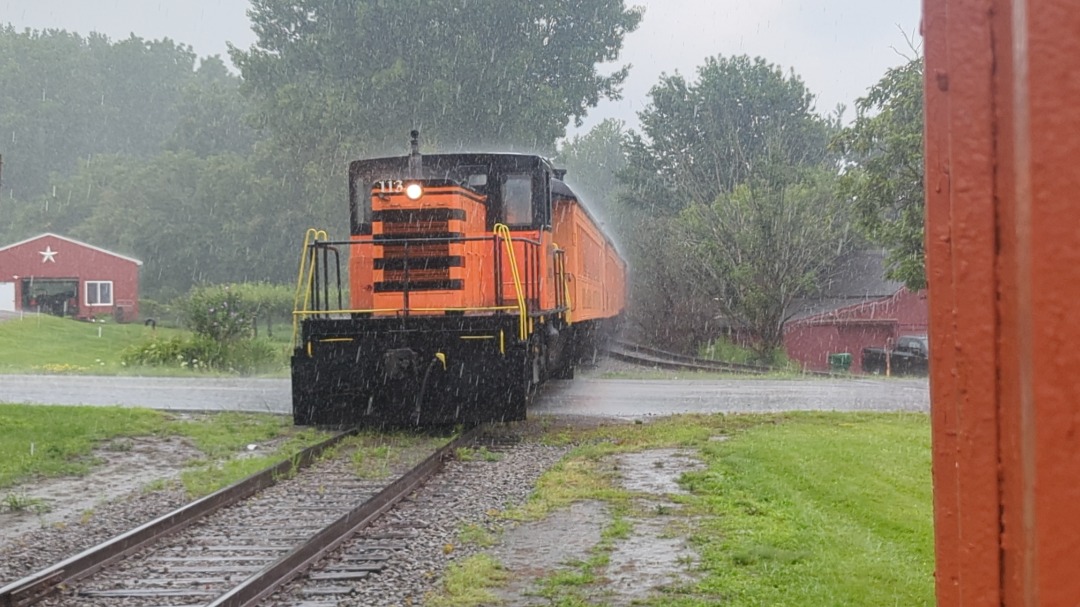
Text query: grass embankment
0 404 329 500
434 413 933 607
0 314 290 375
0 314 181 374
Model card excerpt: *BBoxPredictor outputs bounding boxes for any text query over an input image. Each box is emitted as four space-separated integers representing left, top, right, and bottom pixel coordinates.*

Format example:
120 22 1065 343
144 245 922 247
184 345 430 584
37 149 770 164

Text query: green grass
0 404 330 497
679 413 933 607
524 413 933 606
457 522 498 548
427 554 509 607
2 491 52 514
0 314 290 376
174 417 330 497
0 404 169 487
344 431 451 479
0 314 184 374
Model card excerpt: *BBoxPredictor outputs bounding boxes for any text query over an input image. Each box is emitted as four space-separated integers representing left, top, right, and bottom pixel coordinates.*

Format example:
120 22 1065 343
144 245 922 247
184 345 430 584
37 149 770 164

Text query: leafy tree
556 119 628 220
615 213 717 352
622 55 836 216
13 151 302 297
0 27 199 202
836 57 925 290
681 172 856 354
231 282 295 337
613 54 844 353
231 0 643 158
166 56 258 157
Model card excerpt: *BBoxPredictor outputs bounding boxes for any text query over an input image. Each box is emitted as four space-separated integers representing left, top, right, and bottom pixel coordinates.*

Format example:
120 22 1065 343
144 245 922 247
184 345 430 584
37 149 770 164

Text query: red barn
0 233 142 322
784 250 928 373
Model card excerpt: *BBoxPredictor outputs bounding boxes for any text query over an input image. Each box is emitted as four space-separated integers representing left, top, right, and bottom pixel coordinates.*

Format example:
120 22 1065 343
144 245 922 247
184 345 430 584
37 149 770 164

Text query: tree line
0 1 923 358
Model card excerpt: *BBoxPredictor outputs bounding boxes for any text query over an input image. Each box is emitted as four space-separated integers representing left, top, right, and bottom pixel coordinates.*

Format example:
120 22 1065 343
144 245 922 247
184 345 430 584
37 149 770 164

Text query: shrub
700 337 798 369
120 335 281 375
700 337 763 365
182 285 254 342
223 339 280 374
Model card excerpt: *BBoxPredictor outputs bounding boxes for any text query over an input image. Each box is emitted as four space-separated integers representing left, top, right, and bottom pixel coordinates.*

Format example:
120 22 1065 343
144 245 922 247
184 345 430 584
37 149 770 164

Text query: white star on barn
40 246 57 263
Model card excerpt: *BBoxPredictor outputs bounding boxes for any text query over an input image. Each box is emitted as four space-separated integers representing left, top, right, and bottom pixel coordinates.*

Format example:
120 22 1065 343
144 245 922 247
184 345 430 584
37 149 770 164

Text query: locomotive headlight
405 183 423 200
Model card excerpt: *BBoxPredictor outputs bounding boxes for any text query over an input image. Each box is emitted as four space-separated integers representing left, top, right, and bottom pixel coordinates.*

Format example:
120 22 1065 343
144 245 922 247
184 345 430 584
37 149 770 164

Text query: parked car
862 335 929 375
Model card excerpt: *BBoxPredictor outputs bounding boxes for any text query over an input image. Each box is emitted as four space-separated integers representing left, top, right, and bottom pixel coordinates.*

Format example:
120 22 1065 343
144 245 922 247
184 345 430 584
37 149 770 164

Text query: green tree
836 57 925 290
166 56 258 157
556 119 628 219
622 55 836 217
231 282 295 337
613 55 843 352
16 151 302 297
230 0 642 158
615 213 714 352
0 27 199 203
681 173 856 354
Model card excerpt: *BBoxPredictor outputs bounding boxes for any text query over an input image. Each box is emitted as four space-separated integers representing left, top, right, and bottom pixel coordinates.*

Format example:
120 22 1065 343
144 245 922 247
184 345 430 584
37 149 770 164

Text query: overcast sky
1 0 921 135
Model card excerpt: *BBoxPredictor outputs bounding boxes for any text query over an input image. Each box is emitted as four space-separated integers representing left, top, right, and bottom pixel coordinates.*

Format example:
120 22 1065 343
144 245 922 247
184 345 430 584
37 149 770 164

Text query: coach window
502 174 532 226
85 281 113 306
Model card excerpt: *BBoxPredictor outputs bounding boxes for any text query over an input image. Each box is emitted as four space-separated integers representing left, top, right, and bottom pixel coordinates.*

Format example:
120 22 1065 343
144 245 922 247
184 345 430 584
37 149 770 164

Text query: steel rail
0 429 357 607
610 340 838 377
609 340 770 374
206 423 483 607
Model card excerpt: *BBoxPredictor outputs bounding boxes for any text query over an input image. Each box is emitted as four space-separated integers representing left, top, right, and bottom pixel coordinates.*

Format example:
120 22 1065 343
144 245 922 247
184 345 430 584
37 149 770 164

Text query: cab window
502 174 532 225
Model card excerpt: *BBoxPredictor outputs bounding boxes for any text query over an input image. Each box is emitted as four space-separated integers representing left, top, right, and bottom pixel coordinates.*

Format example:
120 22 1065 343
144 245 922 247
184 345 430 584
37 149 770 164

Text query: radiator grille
374 208 465 292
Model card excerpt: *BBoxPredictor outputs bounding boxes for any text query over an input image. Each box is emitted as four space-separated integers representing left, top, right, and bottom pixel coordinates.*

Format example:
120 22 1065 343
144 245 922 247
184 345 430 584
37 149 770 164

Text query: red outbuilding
0 233 142 322
783 250 929 373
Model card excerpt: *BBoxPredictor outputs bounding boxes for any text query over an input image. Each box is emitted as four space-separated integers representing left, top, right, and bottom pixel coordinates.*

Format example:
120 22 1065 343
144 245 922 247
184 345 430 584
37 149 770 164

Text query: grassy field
685 413 933 606
434 412 934 607
0 314 290 375
0 314 182 373
0 404 329 497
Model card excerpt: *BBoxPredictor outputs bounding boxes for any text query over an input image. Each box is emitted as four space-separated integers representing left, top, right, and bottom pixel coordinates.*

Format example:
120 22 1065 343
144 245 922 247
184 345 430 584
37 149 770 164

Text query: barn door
0 282 14 312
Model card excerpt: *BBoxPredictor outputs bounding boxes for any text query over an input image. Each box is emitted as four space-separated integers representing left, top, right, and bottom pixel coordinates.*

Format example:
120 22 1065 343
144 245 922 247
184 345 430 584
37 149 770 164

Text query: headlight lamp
405 183 423 200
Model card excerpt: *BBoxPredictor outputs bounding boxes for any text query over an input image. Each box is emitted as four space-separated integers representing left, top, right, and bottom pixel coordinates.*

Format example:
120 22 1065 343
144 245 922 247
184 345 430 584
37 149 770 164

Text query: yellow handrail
292 228 328 346
494 223 530 341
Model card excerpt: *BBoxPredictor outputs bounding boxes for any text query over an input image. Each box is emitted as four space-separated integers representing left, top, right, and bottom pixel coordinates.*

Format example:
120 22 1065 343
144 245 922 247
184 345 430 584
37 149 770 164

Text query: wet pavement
0 373 928 417
0 375 290 413
535 376 929 419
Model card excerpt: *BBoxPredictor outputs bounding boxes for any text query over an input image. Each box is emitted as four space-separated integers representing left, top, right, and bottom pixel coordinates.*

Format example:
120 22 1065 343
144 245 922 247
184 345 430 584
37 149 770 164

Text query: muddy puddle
0 435 203 542
485 448 705 605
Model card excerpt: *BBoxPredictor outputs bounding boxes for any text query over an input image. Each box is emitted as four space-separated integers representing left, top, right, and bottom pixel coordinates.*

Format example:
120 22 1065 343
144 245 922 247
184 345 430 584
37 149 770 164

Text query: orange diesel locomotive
291 133 626 426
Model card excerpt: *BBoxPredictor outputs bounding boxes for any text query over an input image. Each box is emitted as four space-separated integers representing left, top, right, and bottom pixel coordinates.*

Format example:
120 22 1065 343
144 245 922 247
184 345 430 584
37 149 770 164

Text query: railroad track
608 339 772 374
608 340 841 377
0 426 484 607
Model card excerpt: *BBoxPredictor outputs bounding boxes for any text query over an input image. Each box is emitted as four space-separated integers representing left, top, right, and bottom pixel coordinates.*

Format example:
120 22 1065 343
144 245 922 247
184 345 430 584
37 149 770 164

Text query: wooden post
924 0 1080 604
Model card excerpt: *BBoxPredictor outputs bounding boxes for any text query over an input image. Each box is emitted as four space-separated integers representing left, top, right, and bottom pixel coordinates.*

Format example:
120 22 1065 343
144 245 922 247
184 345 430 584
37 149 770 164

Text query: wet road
0 373 928 418
0 375 290 413
538 377 928 418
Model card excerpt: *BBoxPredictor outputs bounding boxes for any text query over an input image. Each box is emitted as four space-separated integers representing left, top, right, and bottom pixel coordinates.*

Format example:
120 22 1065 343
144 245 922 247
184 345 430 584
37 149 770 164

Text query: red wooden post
924 0 1080 604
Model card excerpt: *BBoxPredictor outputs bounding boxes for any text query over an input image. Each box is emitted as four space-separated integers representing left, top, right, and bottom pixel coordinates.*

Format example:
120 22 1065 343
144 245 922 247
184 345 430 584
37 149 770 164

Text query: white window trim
85 281 114 307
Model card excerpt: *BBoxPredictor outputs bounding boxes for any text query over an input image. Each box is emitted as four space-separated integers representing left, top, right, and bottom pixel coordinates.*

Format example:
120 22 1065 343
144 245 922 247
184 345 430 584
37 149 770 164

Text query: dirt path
0 435 203 543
